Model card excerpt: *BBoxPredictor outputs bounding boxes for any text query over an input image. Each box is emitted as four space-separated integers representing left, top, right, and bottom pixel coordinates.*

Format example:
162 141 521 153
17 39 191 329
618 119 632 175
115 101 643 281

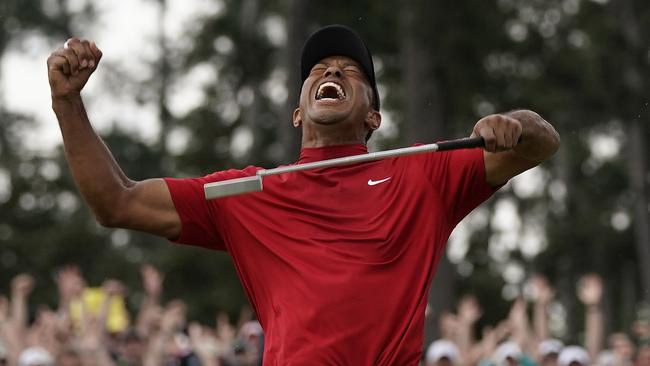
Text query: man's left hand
472 114 523 153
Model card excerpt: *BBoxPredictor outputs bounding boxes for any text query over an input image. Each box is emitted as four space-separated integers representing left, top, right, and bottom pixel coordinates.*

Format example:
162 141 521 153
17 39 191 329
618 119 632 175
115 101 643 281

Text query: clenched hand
47 37 102 99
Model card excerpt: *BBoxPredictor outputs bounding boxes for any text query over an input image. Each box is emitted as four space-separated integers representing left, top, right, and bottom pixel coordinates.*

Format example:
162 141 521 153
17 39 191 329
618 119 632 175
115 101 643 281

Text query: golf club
204 136 487 200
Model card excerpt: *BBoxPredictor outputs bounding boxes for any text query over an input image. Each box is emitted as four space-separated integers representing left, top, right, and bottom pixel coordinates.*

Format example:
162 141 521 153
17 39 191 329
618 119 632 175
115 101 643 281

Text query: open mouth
315 81 346 102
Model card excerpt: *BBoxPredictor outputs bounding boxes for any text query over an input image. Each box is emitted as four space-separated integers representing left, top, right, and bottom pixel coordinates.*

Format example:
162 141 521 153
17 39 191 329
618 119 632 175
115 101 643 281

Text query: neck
301 123 367 148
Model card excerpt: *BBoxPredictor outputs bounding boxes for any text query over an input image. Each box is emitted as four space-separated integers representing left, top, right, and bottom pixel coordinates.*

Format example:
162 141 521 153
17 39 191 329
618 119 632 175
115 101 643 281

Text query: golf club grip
436 136 524 151
436 137 485 151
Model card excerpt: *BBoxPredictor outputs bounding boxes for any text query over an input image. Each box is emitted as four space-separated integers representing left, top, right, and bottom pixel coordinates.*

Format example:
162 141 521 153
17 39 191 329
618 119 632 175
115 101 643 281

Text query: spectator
115 328 146 366
538 339 564 366
577 273 604 360
494 341 523 366
56 347 82 366
635 344 650 366
425 339 460 366
18 346 54 366
558 346 590 366
608 332 635 366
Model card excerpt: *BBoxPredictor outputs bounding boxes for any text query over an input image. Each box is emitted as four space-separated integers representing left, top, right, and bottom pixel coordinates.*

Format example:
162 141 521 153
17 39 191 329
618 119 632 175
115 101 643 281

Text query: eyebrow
313 61 361 69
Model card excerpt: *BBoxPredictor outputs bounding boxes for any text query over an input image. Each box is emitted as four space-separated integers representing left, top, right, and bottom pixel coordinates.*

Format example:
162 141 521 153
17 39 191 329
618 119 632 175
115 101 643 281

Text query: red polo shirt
164 144 498 365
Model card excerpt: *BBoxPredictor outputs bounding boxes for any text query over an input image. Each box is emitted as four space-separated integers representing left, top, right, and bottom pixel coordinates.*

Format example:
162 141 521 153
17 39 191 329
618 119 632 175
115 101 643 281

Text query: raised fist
47 38 102 99
529 274 555 304
55 265 85 300
102 279 127 297
458 295 483 324
141 264 164 298
577 273 603 307
11 273 34 297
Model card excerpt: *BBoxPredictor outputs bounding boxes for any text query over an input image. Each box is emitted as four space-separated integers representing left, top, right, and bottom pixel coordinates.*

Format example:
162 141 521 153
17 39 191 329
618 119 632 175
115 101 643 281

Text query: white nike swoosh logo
367 177 391 186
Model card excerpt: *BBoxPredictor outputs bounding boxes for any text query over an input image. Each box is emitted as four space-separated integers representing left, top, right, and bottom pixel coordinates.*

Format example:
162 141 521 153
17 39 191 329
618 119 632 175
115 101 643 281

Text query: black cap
300 24 380 111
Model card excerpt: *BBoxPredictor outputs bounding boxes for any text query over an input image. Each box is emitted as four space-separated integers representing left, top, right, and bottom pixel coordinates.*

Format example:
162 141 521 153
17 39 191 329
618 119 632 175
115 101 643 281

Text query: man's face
435 357 454 366
506 356 520 366
297 55 376 138
121 338 146 361
636 345 650 366
610 333 635 360
57 352 82 366
541 353 558 366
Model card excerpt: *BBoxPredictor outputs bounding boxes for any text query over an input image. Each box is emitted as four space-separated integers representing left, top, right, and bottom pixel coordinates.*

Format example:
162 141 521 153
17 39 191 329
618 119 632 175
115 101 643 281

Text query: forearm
585 305 603 358
10 293 28 339
52 95 133 225
79 345 117 366
533 302 548 341
457 323 477 366
0 322 22 365
136 296 160 337
505 110 560 162
144 332 171 366
456 320 475 354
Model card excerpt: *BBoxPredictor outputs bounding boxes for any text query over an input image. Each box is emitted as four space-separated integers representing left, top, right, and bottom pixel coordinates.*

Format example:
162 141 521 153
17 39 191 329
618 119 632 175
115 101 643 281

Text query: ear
365 110 381 131
292 107 302 128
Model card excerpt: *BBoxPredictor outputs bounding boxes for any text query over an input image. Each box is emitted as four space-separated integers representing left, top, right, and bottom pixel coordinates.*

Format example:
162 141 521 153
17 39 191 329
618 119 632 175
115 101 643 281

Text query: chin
309 109 349 125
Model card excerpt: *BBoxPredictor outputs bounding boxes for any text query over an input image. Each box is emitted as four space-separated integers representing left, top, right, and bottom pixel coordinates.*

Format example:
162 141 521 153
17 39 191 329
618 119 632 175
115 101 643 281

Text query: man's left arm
471 110 560 186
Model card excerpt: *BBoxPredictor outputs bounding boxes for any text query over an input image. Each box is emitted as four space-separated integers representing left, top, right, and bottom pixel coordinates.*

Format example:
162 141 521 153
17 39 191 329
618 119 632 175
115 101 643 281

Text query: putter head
204 175 263 200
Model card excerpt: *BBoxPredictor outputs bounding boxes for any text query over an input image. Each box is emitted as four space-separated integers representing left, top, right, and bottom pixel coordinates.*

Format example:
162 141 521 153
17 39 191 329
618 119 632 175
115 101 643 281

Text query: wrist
10 291 27 299
52 93 83 112
585 303 601 311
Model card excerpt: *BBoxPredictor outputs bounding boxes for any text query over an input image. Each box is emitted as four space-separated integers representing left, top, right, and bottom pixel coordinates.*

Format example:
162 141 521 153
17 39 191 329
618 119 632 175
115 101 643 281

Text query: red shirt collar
297 144 368 164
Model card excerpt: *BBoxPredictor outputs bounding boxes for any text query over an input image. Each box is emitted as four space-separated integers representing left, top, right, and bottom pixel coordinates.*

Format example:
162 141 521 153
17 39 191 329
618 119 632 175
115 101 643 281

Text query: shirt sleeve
163 167 260 251
422 147 502 227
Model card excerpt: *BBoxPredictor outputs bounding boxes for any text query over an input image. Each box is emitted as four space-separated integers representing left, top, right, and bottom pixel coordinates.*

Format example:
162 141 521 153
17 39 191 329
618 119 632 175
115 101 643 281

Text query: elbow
535 114 561 160
96 213 118 228
548 126 561 156
94 208 123 228
92 180 137 228
92 191 132 228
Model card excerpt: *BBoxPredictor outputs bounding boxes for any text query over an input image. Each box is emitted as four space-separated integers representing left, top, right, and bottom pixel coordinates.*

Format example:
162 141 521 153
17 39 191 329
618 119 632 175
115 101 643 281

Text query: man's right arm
48 38 180 239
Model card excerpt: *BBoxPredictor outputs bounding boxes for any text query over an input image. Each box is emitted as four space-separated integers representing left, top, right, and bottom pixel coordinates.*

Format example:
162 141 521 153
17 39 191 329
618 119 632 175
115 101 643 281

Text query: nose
324 65 342 78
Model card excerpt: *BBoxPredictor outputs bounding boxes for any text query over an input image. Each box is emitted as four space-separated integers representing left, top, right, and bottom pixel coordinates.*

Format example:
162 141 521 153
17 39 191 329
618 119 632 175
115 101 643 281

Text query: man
47 24 559 365
425 340 460 366
557 346 590 366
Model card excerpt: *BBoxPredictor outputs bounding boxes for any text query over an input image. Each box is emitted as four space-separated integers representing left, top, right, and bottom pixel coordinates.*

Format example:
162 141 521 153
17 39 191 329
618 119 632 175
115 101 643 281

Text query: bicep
483 150 540 187
116 178 181 239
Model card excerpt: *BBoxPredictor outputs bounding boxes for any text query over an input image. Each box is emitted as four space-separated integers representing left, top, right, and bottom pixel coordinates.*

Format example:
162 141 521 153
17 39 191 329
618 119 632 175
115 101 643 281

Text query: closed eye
343 66 361 73
310 65 327 74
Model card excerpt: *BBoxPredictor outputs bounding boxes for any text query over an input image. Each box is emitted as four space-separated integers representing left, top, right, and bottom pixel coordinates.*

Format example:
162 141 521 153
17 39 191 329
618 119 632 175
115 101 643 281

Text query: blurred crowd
0 265 263 366
424 274 650 366
2 267 650 366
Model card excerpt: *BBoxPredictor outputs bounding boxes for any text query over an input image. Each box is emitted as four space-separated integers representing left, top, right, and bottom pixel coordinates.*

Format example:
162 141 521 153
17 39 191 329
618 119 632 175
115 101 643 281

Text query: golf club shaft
258 137 485 177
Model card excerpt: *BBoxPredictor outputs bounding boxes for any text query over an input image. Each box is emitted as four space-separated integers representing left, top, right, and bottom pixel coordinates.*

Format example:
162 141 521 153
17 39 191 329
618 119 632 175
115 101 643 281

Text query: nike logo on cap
367 177 391 186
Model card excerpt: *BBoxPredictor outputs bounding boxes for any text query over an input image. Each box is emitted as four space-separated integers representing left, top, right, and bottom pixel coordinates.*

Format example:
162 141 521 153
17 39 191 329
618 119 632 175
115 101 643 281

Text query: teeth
316 82 345 100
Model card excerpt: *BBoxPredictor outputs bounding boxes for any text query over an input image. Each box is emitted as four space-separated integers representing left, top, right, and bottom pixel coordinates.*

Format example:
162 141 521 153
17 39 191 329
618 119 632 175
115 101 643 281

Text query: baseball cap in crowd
494 341 522 365
18 347 54 366
426 339 460 365
538 339 564 358
558 345 590 366
240 320 263 338
595 350 616 366
301 24 380 111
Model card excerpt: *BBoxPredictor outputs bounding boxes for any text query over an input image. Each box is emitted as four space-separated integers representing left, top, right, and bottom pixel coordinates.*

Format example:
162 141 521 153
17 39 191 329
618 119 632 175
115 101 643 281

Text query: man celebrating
47 25 559 364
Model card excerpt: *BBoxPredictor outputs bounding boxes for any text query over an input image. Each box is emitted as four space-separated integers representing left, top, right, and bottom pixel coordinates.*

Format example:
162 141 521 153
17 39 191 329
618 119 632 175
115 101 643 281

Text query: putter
204 136 486 200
